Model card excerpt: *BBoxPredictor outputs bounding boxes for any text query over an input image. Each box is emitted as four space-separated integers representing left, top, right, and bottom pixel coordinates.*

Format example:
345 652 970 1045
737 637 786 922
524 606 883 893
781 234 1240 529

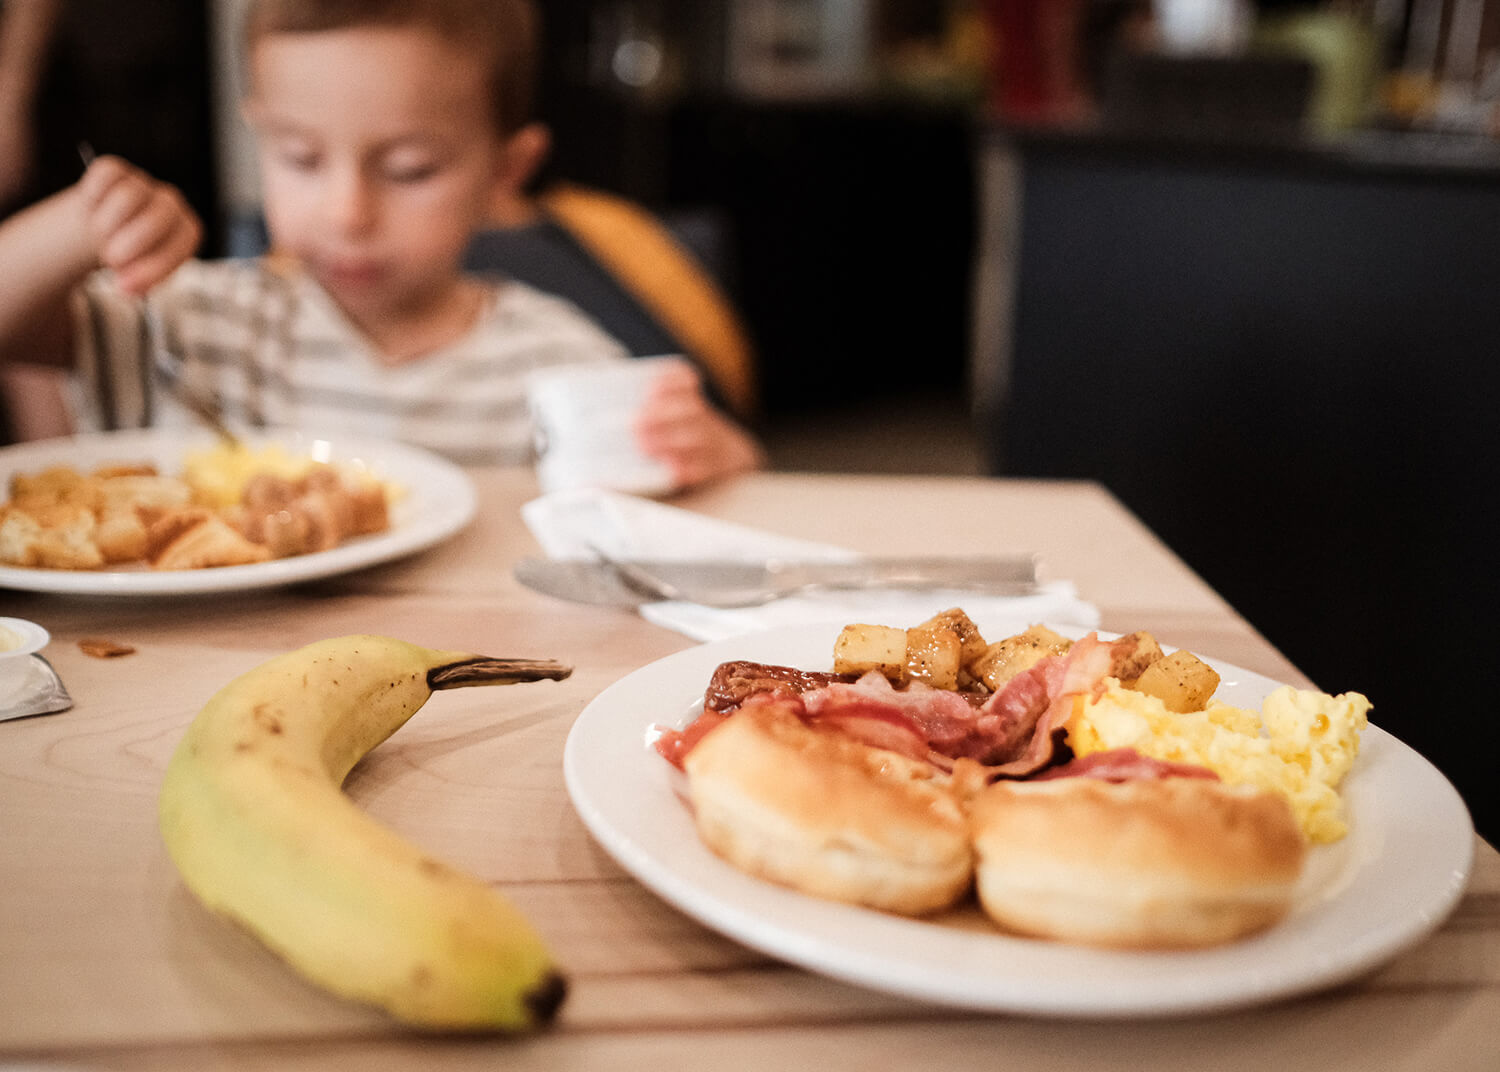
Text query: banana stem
428 657 573 691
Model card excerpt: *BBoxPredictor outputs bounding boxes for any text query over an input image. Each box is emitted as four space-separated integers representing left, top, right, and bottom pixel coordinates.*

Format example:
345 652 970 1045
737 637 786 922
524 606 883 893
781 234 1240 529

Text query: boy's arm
0 156 201 369
0 0 62 206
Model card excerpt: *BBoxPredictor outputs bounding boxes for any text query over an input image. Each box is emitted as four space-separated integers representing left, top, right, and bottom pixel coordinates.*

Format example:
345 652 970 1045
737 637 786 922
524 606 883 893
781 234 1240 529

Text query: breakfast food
657 609 1370 949
684 696 973 915
77 637 137 658
159 635 573 1029
144 507 273 570
0 445 391 571
970 777 1306 948
1067 679 1370 843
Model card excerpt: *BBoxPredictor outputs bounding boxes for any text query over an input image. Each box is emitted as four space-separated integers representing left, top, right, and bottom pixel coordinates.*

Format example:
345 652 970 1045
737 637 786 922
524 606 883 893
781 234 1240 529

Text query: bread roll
683 697 973 916
146 510 272 570
970 777 1306 948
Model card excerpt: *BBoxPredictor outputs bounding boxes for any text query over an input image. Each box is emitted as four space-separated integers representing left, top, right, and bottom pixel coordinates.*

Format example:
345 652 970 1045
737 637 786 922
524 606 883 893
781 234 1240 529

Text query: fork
582 543 756 605
142 304 243 449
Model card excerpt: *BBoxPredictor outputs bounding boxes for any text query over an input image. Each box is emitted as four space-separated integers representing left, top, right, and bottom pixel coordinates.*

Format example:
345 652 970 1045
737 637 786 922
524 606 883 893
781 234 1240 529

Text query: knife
514 555 1041 608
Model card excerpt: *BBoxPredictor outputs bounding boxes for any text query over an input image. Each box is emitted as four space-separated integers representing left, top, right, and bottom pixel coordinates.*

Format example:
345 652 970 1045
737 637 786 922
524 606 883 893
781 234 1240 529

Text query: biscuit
683 697 973 916
970 776 1306 948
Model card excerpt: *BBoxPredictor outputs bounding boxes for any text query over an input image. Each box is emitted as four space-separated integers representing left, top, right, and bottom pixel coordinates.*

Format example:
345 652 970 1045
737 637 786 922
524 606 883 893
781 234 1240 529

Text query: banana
158 635 573 1031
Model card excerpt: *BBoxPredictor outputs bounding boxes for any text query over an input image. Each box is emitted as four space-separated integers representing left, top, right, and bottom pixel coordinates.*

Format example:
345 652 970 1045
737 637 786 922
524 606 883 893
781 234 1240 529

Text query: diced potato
1025 623 1071 651
1132 649 1221 712
905 624 963 690
914 607 989 669
970 624 1072 692
1110 630 1165 685
833 623 908 682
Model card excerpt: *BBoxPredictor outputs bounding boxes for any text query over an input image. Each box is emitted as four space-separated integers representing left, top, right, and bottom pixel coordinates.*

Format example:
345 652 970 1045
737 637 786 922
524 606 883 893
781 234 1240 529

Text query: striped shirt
68 258 630 464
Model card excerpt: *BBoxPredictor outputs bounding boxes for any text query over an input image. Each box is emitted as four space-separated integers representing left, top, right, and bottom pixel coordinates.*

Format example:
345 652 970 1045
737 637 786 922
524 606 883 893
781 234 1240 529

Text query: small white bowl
0 617 50 693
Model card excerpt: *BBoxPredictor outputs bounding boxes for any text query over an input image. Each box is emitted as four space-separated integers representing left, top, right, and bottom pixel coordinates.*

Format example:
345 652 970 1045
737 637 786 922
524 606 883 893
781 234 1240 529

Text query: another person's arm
634 359 765 488
0 0 61 207
0 154 201 368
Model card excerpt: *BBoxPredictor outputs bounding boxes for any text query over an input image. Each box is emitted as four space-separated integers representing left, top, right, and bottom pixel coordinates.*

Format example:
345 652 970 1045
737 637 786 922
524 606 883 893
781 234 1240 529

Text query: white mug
526 355 687 496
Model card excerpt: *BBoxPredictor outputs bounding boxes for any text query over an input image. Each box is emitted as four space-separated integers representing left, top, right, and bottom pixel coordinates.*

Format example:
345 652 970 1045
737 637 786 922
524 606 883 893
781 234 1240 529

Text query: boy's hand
634 360 765 489
77 155 201 295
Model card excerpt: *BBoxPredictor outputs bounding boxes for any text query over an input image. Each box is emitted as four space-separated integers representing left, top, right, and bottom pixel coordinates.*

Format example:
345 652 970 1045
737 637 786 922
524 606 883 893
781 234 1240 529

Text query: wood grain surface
1 468 1493 1071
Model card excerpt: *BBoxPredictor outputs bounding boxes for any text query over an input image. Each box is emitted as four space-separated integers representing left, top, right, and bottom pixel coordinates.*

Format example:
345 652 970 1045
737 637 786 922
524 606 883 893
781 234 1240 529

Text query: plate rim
563 621 1476 1018
0 427 476 596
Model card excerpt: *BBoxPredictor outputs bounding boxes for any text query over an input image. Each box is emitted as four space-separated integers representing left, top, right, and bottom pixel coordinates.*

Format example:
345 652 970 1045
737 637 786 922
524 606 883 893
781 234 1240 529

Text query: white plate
0 428 476 596
564 622 1476 1018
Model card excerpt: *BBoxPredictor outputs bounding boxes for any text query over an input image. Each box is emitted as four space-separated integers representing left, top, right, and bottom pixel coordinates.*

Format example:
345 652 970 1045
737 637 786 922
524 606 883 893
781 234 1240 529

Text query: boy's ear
495 122 551 195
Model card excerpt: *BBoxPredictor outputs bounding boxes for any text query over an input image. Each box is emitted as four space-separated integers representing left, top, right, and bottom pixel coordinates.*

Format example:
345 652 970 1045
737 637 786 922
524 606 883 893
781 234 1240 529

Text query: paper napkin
520 488 1100 643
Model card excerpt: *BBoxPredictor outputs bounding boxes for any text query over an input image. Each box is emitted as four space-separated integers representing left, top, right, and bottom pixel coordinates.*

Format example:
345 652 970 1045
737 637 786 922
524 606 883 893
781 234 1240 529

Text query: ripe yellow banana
158 634 573 1031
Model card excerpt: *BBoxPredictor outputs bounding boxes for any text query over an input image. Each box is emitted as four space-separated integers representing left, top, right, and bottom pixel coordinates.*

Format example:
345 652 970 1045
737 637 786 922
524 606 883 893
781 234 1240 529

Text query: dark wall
17 1 220 250
661 99 977 412
986 137 1500 840
541 93 978 416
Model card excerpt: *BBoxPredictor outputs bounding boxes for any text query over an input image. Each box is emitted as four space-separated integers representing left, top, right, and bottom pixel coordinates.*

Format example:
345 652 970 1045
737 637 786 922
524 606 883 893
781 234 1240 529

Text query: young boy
0 0 762 486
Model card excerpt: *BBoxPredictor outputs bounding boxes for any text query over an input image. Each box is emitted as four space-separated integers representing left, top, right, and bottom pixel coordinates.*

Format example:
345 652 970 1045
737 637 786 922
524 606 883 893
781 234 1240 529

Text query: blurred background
4 0 1499 836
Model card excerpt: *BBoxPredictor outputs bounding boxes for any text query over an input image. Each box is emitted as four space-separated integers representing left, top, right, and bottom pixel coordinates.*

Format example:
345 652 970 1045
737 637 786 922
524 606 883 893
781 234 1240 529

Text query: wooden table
2 469 1496 1070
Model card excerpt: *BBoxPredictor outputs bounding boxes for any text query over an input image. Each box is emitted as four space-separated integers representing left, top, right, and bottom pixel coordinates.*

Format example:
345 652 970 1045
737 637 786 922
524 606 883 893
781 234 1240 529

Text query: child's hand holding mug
527 356 762 495
632 357 763 489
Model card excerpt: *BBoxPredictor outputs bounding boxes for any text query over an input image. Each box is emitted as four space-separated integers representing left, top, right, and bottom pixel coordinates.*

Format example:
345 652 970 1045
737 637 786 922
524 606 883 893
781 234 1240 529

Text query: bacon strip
803 673 984 755
655 689 934 770
654 709 731 770
804 691 931 761
971 633 1119 776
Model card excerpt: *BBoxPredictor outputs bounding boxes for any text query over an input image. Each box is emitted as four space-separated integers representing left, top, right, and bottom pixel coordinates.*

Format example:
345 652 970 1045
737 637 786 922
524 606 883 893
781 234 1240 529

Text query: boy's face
245 26 512 323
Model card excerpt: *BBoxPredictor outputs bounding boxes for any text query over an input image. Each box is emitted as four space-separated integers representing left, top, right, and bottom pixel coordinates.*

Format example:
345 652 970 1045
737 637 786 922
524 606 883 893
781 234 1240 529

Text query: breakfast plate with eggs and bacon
0 428 475 595
563 611 1474 1018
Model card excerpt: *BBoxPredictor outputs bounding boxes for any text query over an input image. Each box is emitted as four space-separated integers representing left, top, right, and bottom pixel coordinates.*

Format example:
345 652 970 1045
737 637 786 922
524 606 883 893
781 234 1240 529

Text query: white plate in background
0 428 475 596
564 622 1474 1018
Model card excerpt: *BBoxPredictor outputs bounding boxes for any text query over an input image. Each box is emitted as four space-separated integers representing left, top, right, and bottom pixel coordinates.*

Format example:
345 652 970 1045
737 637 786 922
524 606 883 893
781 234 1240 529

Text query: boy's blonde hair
245 0 540 136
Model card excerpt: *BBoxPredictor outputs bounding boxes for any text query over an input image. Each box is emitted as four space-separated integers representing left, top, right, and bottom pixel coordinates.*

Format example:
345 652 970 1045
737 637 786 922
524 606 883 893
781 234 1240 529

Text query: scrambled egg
183 442 396 510
183 443 315 507
1066 683 1371 843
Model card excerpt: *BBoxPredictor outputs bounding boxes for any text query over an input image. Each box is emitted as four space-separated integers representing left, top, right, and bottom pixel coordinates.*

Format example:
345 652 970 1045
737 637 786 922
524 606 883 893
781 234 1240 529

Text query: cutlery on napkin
519 488 1101 642
514 553 1042 608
